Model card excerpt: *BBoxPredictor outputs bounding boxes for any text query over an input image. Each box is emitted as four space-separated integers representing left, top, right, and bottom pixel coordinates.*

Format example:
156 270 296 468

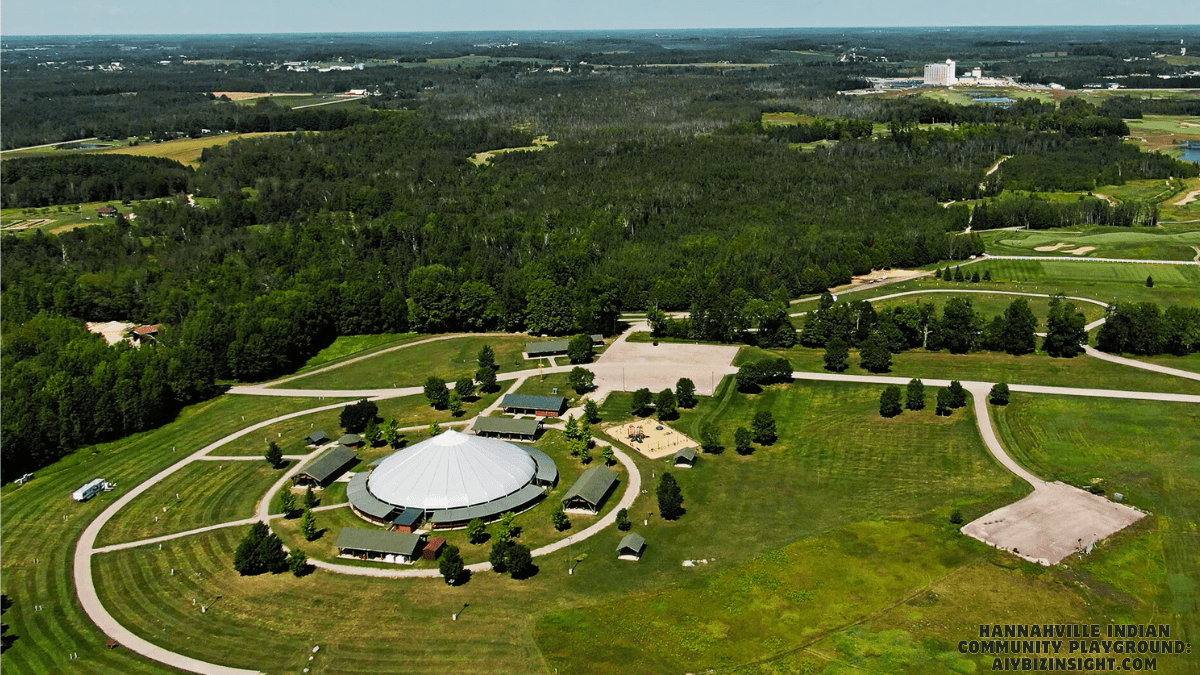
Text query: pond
1179 143 1200 164
971 96 1016 104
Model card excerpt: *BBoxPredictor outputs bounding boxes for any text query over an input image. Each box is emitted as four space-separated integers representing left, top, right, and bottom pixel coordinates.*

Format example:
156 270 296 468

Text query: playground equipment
626 425 645 443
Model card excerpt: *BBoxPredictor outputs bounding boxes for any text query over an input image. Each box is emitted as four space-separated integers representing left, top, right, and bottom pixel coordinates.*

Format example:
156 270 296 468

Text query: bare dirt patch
603 420 696 459
2 218 54 231
961 482 1143 565
1033 242 1073 252
593 340 739 397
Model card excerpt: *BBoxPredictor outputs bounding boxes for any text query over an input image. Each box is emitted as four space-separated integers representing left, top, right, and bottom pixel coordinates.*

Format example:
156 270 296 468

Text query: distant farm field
103 132 293 167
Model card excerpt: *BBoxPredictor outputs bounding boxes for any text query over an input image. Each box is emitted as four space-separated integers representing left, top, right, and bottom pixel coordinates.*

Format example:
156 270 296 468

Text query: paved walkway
790 288 1108 318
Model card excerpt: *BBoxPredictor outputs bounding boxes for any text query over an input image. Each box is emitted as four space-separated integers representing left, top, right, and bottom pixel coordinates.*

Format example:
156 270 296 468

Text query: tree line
1 155 193 209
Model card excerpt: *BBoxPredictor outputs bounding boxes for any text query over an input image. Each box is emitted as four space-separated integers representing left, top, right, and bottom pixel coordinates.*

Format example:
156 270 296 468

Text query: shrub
879 385 903 418
989 382 1010 406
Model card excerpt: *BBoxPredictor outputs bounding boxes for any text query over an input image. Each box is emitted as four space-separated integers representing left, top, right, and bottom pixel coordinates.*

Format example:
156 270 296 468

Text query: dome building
348 429 558 529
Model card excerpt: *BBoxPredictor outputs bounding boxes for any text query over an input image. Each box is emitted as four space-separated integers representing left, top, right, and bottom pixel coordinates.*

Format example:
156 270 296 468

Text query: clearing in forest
103 132 293 168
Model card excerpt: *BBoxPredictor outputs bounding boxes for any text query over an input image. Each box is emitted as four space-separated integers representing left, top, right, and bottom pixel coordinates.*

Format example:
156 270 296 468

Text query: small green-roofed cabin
334 528 424 563
337 433 363 447
562 466 619 514
673 447 697 468
473 416 542 441
525 339 570 357
617 533 646 560
500 394 566 417
305 430 329 446
293 445 357 488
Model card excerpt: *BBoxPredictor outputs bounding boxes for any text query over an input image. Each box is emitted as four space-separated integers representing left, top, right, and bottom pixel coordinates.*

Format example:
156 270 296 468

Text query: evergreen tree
699 421 721 453
278 489 296 515
947 380 967 408
567 334 595 364
300 508 318 541
303 485 319 509
953 266 964 282
478 344 496 372
583 398 601 423
656 472 684 520
363 419 382 447
936 388 953 416
475 365 498 393
675 378 697 408
466 518 487 544
439 545 465 585
879 385 903 418
428 422 442 437
616 508 631 531
1000 298 1037 355
424 376 449 409
448 391 463 417
989 382 1010 406
1146 275 1154 288
751 410 777 445
455 377 476 400
971 271 981 283
950 509 964 525
601 444 614 466
631 388 653 416
983 270 992 282
734 426 753 455
858 332 892 373
655 388 678 421
934 267 943 280
233 521 287 576
551 504 571 531
567 366 595 394
905 378 925 411
564 415 580 441
287 548 308 576
385 418 403 448
823 336 849 372
265 441 282 468
578 442 591 465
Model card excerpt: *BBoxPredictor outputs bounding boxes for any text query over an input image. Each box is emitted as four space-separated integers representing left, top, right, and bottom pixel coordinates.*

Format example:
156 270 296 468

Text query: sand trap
961 482 1143 565
848 268 926 286
1033 242 1072 252
1065 246 1096 255
1173 189 1200 206
603 420 696 460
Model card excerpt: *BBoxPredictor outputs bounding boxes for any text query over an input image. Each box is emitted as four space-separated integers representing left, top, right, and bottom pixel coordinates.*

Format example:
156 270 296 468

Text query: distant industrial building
924 59 957 86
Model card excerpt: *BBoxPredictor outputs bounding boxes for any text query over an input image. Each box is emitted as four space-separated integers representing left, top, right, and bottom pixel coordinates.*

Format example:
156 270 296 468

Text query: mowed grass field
66 380 1016 675
97 460 281 547
277 334 539 390
980 227 1200 262
993 394 1200 664
865 290 1107 328
0 394 359 675
103 132 293 168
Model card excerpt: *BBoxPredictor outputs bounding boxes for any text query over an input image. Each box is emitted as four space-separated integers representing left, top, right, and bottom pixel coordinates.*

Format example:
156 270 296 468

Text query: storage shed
673 447 697 468
293 445 357 487
390 507 424 533
617 533 646 560
306 430 329 446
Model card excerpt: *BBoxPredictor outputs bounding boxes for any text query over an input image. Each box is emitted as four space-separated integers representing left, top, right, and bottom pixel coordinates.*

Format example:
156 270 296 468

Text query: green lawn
97 460 282 547
866 290 1107 329
276 334 539 390
214 389 508 456
284 332 424 376
973 258 1200 286
511 372 585 409
992 394 1200 667
754 344 1200 395
0 394 356 675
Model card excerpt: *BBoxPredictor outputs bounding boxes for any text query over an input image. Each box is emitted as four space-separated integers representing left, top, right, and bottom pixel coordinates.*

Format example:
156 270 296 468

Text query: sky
1 0 1196 36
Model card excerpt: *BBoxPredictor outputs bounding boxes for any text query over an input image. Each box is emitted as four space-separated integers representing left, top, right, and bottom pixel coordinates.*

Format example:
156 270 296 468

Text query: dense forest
4 28 1200 481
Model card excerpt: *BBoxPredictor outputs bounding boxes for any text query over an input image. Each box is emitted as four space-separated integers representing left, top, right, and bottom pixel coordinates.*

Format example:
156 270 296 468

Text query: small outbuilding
306 430 329 446
501 394 567 417
673 447 697 468
337 433 363 448
617 533 646 561
526 339 571 357
293 445 357 487
422 537 446 560
334 528 424 563
390 507 424 533
473 415 542 441
590 334 605 345
562 466 619 514
97 205 119 218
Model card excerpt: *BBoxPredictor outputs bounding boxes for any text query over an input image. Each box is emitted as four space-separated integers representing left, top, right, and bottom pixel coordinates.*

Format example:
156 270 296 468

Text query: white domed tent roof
367 429 537 510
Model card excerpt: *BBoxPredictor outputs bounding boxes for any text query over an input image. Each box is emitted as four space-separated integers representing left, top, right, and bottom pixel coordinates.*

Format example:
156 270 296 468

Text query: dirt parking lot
592 338 739 396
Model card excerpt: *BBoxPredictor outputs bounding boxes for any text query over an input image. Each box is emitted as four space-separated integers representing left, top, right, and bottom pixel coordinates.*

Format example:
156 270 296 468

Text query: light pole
452 602 470 621
569 558 582 575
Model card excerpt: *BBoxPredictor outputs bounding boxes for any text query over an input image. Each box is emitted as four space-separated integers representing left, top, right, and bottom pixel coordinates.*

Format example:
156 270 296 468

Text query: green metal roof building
500 394 566 416
562 466 619 513
472 415 542 440
525 339 571 357
334 528 424 563
673 447 697 467
617 533 646 560
293 445 357 487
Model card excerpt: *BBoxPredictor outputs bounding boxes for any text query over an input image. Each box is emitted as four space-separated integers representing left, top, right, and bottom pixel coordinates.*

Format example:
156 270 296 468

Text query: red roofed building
129 324 161 345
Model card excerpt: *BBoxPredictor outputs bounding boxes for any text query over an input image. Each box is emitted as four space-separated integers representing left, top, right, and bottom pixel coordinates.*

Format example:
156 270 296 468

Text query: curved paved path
74 399 362 675
790 288 1108 318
